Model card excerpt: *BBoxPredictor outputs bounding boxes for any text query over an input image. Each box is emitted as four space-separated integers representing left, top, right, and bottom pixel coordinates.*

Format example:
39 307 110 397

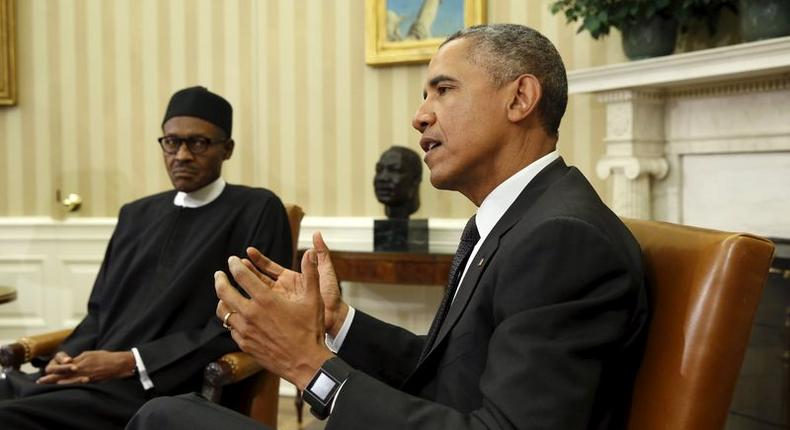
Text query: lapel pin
477 257 485 267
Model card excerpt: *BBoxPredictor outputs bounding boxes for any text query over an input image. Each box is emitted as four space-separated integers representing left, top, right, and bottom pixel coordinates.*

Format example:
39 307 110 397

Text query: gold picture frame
0 0 16 105
365 0 486 66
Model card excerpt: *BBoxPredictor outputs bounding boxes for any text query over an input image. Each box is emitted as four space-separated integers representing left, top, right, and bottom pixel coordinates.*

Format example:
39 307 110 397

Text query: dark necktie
420 215 480 361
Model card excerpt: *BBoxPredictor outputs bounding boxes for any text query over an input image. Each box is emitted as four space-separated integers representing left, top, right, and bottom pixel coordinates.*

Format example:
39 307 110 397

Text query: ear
506 74 542 124
223 140 235 160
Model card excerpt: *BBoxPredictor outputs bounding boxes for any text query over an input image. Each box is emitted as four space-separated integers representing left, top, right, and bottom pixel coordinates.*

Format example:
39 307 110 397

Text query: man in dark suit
128 24 648 430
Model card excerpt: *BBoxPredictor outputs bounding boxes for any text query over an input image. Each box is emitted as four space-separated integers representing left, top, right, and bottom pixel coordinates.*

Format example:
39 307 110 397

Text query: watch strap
302 356 352 420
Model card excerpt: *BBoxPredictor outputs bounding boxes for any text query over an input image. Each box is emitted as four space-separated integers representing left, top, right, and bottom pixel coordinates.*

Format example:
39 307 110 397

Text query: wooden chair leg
295 389 304 425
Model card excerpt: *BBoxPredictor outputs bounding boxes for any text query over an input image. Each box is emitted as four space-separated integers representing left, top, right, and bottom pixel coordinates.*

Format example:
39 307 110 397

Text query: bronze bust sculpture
373 146 428 252
373 146 422 219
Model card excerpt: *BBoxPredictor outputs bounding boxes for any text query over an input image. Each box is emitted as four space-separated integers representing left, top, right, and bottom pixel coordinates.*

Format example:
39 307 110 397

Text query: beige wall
0 0 625 218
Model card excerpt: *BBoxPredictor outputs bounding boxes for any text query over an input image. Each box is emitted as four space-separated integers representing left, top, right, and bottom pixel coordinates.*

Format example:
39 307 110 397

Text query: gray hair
441 24 568 138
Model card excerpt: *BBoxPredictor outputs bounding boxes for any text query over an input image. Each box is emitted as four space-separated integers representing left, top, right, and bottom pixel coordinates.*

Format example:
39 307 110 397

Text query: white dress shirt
453 150 559 301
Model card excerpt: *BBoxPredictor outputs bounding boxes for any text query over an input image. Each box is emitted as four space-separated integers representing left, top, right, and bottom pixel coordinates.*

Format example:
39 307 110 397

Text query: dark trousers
126 392 271 430
0 369 147 430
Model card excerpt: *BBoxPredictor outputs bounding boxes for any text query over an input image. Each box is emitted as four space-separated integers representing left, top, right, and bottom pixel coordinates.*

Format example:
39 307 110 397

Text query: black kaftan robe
0 184 292 429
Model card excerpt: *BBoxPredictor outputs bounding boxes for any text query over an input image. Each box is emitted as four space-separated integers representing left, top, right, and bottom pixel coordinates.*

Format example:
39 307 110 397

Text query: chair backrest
622 218 774 430
228 203 304 426
284 204 305 269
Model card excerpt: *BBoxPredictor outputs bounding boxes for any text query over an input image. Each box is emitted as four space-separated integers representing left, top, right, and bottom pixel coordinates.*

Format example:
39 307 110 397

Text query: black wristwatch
302 356 352 420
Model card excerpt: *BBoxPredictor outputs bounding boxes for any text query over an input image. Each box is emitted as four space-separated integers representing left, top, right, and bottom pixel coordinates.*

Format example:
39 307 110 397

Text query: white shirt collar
475 150 560 241
452 150 561 303
173 177 226 208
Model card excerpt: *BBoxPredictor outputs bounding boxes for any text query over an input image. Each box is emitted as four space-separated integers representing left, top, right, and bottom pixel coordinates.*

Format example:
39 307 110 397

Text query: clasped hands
215 232 349 391
37 350 135 385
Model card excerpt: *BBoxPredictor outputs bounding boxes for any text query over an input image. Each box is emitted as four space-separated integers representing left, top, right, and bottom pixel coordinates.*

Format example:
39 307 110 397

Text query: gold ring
222 311 236 330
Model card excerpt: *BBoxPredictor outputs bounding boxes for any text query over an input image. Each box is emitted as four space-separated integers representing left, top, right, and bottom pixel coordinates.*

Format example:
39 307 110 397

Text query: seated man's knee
127 396 186 428
0 399 37 428
127 394 264 430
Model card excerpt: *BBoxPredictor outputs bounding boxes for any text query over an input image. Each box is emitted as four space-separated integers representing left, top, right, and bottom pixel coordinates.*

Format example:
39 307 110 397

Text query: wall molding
666 135 790 155
298 216 465 253
668 73 790 99
596 89 666 104
0 217 117 240
0 216 467 254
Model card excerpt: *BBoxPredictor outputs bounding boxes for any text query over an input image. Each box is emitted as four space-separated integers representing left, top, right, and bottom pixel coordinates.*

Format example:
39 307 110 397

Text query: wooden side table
329 250 453 287
296 249 454 286
0 286 16 304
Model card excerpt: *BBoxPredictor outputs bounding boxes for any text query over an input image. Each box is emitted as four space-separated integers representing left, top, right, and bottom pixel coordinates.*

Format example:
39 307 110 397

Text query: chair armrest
0 342 26 370
201 351 279 427
202 351 264 402
203 351 263 388
0 329 73 370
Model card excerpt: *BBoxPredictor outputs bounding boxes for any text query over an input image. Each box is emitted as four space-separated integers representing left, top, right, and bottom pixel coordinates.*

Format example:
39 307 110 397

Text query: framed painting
0 0 15 105
365 0 486 66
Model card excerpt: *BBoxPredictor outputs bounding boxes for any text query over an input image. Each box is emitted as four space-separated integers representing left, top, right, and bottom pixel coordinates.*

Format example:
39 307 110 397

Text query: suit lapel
418 157 570 365
422 236 499 361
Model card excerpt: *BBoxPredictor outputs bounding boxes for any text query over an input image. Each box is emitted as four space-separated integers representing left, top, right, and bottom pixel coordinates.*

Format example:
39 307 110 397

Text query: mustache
170 160 196 169
170 166 198 175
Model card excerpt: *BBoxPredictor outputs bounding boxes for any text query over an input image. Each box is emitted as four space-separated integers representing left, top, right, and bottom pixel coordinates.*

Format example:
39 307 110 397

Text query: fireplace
569 36 790 242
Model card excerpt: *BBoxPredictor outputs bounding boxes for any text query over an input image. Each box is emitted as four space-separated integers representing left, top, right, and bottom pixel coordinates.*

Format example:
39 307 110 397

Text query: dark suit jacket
331 158 649 430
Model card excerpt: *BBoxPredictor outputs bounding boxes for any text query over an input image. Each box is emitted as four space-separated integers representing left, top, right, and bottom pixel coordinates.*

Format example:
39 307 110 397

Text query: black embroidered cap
162 86 233 137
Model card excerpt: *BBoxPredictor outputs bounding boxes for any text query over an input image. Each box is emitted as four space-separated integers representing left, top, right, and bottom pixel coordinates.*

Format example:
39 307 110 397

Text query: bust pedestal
374 219 429 252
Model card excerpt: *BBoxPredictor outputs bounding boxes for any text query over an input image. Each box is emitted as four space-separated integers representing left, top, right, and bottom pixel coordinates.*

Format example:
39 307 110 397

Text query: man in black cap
0 86 293 429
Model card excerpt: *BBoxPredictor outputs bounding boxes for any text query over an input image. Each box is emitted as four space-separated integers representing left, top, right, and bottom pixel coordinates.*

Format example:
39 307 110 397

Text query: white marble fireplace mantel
567 37 790 239
569 36 790 93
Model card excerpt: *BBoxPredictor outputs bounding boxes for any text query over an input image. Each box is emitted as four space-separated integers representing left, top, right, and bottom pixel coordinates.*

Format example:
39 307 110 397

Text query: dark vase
740 0 790 42
621 15 679 60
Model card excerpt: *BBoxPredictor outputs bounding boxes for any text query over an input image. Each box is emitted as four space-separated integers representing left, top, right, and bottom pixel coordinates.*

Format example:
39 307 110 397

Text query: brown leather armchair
622 218 775 430
0 204 305 429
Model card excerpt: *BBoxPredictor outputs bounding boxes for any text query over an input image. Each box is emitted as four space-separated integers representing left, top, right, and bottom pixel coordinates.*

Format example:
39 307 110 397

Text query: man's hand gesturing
215 231 344 390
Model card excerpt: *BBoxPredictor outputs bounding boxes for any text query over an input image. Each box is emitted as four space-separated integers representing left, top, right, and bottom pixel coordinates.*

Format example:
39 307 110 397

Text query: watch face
310 371 339 403
304 357 352 421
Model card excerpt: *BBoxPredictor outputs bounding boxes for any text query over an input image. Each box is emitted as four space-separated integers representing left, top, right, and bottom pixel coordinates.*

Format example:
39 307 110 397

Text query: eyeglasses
157 135 226 155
